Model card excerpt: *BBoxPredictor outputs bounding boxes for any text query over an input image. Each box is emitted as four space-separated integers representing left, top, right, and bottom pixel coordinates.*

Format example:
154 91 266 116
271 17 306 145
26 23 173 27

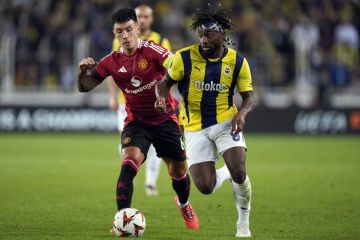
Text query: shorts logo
224 66 231 75
180 137 185 150
230 132 240 141
130 76 142 87
138 59 148 70
122 137 131 144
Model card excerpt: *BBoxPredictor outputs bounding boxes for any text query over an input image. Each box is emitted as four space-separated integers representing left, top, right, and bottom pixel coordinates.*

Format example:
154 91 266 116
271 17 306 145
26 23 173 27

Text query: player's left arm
155 74 177 112
155 51 183 112
231 58 255 134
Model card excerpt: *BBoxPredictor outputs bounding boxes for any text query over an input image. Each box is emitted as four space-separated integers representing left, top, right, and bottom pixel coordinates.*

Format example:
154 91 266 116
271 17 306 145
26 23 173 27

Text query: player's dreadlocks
190 4 237 45
190 4 237 33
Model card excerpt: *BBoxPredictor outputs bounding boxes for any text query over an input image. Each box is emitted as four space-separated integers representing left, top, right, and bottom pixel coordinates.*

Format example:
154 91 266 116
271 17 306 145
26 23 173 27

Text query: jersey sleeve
91 55 111 82
167 51 184 81
154 43 173 70
237 57 253 92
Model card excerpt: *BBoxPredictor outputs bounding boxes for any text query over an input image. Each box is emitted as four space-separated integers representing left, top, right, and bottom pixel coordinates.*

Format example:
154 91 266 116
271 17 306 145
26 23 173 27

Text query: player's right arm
77 57 100 92
77 55 110 92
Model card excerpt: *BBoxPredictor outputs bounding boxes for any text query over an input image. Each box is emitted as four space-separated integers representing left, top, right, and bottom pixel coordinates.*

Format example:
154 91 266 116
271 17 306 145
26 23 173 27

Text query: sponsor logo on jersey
130 76 142 87
194 80 227 92
224 66 231 75
118 66 127 72
138 59 148 70
125 80 157 94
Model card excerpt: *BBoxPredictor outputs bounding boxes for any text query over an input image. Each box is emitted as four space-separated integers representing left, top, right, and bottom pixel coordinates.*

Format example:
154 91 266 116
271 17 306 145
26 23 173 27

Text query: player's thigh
121 121 151 162
150 119 186 162
189 161 216 191
209 118 247 156
185 129 218 168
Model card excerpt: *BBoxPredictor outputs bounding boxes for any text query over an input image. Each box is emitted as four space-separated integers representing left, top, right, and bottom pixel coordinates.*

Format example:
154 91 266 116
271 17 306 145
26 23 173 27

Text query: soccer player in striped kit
155 7 255 237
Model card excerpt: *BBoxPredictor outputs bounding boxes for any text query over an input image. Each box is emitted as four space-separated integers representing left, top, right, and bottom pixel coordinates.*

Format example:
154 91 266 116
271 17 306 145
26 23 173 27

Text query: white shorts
184 118 247 167
117 104 126 132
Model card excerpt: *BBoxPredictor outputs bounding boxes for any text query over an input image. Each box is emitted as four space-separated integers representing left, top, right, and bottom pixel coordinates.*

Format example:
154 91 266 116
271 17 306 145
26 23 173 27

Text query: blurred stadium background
0 0 360 239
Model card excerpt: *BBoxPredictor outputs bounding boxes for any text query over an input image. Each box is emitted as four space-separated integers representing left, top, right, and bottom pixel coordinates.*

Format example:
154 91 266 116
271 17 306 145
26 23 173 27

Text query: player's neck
123 39 139 56
204 47 224 59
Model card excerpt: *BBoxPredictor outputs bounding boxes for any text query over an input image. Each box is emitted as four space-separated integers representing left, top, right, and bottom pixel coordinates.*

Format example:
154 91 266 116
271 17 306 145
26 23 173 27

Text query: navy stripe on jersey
200 61 222 129
228 53 244 108
178 50 191 123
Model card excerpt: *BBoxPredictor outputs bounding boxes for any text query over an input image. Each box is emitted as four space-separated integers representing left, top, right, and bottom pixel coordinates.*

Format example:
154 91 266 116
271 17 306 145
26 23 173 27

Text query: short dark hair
112 8 137 25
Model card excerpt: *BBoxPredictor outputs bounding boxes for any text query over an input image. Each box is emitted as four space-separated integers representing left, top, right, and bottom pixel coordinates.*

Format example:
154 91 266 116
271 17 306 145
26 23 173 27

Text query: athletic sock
172 173 191 205
212 165 231 193
231 175 252 226
116 158 139 210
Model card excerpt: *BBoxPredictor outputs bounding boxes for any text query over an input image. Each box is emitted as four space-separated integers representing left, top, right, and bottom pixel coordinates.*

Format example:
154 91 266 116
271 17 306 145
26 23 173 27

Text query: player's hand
231 111 246 134
109 97 119 112
154 97 167 113
79 57 97 72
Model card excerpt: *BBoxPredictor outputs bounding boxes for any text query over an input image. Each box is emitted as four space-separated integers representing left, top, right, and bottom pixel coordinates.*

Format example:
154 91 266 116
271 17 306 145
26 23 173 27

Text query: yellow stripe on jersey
168 45 253 132
113 31 172 104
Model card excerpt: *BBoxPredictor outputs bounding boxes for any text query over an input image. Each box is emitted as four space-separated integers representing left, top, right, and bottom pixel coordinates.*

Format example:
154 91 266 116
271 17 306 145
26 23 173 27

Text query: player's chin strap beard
198 20 235 46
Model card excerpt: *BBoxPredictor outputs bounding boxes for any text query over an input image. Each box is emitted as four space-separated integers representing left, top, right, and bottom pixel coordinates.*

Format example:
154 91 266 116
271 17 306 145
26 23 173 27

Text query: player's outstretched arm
231 91 255 134
77 57 100 92
155 75 176 112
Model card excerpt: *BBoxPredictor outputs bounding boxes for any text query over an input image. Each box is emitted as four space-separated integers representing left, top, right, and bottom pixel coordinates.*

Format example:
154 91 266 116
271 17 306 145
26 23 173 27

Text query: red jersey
91 39 177 126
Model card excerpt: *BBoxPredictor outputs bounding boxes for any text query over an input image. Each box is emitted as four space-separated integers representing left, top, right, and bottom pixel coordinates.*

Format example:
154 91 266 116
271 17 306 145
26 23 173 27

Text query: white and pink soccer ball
113 208 146 237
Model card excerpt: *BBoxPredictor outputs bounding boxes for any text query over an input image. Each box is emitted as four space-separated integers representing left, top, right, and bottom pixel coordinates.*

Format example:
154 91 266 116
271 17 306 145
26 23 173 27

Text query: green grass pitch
0 133 359 240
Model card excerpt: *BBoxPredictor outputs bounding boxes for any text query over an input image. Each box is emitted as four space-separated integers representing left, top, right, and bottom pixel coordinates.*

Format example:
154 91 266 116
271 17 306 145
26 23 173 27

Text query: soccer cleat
145 185 159 196
236 224 251 237
174 196 199 230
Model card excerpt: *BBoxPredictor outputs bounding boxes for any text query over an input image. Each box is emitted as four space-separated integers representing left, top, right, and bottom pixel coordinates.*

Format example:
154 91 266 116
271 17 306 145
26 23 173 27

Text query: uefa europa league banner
0 107 118 132
0 106 359 134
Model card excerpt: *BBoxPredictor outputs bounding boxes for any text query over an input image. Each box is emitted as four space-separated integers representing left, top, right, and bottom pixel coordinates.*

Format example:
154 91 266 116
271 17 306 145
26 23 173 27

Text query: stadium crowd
0 0 359 106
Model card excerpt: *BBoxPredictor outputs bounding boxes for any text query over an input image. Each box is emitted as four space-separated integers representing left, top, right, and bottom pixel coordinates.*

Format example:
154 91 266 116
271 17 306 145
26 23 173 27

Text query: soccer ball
113 208 146 237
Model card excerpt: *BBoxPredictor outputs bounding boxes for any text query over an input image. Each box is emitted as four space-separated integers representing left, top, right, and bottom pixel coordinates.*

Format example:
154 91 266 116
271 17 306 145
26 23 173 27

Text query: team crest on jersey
224 66 231 76
138 59 148 70
130 76 142 87
122 137 131 144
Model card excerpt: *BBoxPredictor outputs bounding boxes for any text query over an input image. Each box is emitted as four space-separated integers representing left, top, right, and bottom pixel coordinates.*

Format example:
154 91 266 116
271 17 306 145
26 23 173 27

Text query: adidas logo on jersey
118 66 127 72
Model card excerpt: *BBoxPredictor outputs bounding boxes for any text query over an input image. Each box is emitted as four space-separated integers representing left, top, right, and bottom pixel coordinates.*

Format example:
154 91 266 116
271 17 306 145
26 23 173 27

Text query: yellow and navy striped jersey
168 45 253 132
112 31 172 104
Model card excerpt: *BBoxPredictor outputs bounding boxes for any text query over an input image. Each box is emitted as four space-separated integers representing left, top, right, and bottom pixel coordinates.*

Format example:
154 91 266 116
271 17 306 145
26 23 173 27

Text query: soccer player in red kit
77 8 199 231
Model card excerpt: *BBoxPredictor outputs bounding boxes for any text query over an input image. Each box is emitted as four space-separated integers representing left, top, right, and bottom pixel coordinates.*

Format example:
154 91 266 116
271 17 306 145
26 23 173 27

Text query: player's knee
167 161 187 178
194 181 213 195
230 168 246 184
121 156 140 173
